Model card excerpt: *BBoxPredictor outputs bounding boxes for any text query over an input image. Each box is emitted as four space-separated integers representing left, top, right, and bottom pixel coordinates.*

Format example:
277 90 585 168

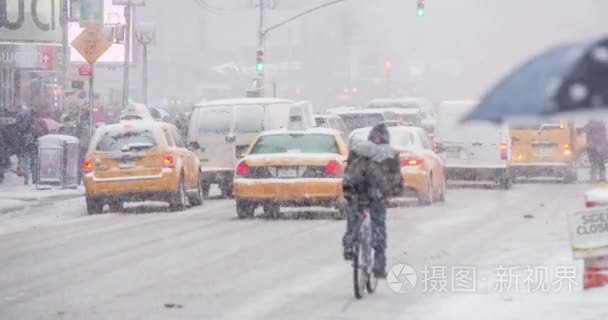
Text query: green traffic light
256 63 264 72
417 9 425 16
127 97 134 104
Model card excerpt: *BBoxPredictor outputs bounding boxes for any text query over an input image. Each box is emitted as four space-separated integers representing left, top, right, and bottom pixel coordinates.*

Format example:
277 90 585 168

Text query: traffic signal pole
254 0 348 97
122 4 132 108
255 0 265 97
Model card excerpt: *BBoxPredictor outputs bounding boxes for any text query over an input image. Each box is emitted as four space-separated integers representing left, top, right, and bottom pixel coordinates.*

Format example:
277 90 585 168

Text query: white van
188 98 305 197
435 100 512 189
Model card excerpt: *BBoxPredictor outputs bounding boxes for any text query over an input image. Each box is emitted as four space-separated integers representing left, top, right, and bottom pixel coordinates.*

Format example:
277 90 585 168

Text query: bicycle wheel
353 242 366 299
366 248 378 293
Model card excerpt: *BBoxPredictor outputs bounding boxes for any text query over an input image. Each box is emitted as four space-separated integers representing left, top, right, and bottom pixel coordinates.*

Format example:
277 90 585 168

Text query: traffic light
417 0 425 17
384 59 392 72
127 97 134 104
256 49 264 73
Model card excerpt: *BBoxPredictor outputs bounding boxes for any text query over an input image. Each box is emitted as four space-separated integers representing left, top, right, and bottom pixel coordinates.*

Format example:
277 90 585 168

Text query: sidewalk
0 172 84 213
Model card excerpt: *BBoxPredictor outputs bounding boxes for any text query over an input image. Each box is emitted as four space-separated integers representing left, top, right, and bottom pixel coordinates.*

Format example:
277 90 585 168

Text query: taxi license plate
537 145 554 156
120 160 136 169
278 167 298 178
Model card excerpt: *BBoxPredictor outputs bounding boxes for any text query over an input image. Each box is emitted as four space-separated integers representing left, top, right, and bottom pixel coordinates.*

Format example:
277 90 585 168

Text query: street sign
79 65 93 77
568 208 608 259
80 0 104 25
135 23 156 45
71 26 112 65
72 80 85 90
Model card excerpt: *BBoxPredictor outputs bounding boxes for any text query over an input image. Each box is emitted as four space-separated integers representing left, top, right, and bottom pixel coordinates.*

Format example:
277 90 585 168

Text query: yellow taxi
233 128 348 219
83 120 203 214
510 120 578 182
349 126 446 205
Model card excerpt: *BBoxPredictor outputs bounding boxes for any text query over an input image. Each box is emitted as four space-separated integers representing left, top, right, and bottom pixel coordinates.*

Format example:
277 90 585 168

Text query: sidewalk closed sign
569 208 608 259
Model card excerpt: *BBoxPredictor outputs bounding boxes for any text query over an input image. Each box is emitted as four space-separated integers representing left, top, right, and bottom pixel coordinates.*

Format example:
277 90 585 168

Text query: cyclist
342 123 403 278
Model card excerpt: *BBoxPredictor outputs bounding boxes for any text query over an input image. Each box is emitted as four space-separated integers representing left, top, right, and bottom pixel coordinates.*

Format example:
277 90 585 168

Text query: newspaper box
37 135 80 189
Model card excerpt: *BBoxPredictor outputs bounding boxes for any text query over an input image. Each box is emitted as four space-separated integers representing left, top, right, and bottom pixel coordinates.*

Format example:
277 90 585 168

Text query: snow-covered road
0 182 606 319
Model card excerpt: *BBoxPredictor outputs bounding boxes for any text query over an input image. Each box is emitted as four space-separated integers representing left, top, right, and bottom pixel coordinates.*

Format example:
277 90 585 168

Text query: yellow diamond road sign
71 26 112 65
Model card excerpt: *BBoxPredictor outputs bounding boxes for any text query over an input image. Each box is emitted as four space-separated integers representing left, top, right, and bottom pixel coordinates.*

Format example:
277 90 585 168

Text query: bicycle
351 209 378 299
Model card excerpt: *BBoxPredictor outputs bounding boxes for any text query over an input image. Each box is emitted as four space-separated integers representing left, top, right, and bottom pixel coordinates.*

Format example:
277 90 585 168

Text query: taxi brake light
586 200 597 208
401 157 423 166
324 160 342 175
163 154 175 168
83 160 94 173
236 161 251 177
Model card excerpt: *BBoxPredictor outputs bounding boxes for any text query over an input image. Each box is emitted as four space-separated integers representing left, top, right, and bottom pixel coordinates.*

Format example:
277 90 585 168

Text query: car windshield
339 113 384 131
95 129 157 152
251 133 339 154
198 107 231 134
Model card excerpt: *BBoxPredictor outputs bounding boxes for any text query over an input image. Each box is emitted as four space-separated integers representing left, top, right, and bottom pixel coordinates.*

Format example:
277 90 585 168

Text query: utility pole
142 44 148 106
89 63 95 136
122 4 132 108
135 22 155 107
61 0 70 114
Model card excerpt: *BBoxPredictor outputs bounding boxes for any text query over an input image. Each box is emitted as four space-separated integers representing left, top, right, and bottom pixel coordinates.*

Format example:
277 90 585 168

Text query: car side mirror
434 142 446 153
188 141 200 151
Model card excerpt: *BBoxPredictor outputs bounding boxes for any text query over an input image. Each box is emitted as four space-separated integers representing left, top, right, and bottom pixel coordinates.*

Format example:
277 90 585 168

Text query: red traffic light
384 60 392 71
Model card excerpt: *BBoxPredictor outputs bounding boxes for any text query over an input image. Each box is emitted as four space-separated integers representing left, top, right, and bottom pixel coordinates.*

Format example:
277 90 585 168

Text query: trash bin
37 135 80 189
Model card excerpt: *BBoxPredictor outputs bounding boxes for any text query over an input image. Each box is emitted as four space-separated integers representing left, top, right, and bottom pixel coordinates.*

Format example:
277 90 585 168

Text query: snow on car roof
260 127 339 136
194 98 293 108
98 119 169 134
314 114 340 119
332 109 389 115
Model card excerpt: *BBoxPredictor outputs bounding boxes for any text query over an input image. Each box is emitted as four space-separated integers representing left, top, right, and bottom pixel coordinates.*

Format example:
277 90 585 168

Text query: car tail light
563 144 572 156
500 143 508 160
324 160 342 176
83 160 94 173
586 200 597 208
163 154 175 168
236 161 251 177
401 157 424 166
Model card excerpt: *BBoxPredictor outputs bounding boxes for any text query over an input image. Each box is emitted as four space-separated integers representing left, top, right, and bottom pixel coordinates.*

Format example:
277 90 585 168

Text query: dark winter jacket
343 140 403 207
584 120 608 154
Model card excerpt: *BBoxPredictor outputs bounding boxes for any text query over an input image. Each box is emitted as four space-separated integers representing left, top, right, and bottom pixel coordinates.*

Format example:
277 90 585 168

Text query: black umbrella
464 36 608 123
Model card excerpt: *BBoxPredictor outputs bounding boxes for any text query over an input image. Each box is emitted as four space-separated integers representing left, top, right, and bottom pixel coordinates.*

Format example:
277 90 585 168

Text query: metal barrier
37 135 80 189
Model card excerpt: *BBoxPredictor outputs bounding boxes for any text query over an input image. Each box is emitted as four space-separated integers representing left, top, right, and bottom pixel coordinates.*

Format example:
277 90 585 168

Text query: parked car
349 125 446 205
188 98 315 198
233 128 348 219
435 100 512 188
83 120 203 214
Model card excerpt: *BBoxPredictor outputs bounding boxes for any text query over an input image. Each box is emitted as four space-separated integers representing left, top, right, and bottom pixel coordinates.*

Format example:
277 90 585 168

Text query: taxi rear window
251 134 339 154
96 129 158 152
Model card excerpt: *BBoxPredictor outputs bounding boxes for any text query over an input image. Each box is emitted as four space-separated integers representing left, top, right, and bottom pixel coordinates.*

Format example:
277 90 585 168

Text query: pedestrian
341 124 403 278
15 106 33 184
583 120 608 182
